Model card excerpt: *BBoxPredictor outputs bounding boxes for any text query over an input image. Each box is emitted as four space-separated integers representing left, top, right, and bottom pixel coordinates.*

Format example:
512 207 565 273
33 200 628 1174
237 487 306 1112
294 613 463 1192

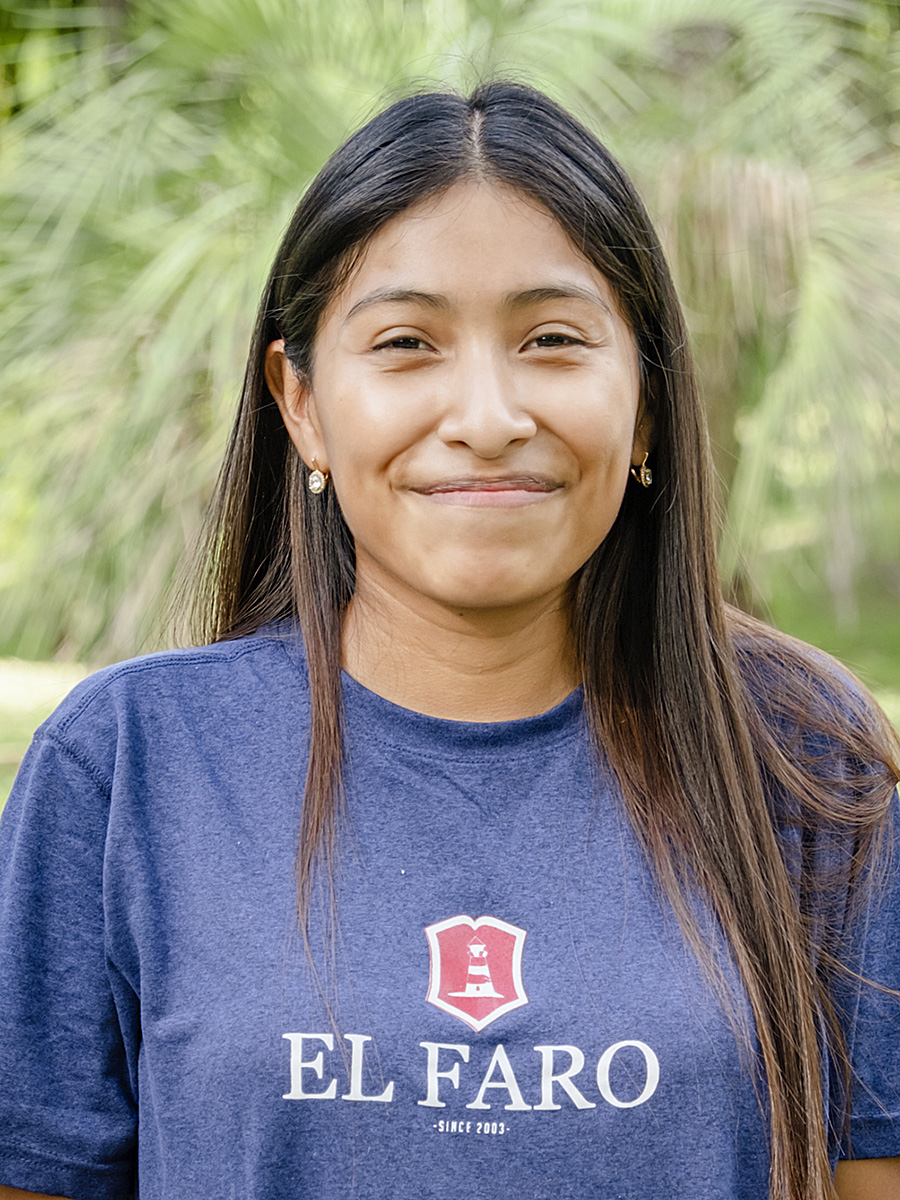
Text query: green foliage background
1 0 899 704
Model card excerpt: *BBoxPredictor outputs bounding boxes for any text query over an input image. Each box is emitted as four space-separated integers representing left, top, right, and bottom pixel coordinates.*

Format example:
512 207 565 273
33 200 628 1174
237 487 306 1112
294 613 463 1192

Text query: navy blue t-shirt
0 626 898 1198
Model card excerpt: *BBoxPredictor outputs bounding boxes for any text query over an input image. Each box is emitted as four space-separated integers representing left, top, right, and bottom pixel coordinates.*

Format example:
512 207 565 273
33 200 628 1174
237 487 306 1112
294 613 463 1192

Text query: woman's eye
530 333 584 348
374 336 428 351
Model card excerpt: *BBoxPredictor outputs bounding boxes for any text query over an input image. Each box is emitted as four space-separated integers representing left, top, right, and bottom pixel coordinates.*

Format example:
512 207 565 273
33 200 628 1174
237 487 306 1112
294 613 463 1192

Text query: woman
0 82 898 1200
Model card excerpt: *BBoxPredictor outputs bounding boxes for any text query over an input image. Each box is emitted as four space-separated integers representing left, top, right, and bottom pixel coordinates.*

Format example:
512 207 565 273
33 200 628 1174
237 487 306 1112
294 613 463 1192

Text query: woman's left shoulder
727 606 897 769
725 608 899 868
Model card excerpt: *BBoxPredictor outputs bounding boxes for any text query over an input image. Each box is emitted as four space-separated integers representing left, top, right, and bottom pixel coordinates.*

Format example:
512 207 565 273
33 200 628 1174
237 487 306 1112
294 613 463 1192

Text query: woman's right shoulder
30 625 311 789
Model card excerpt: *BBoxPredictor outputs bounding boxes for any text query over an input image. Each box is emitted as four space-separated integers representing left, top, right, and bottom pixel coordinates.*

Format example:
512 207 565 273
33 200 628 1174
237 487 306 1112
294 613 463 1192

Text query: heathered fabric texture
0 626 898 1199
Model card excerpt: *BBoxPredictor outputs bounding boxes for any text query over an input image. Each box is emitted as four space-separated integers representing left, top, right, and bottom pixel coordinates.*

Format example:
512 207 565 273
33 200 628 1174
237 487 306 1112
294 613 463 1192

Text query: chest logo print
424 915 528 1031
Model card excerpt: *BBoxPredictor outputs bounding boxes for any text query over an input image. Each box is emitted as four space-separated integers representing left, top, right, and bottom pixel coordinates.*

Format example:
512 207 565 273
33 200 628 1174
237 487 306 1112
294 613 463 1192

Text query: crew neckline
268 621 585 755
340 668 584 757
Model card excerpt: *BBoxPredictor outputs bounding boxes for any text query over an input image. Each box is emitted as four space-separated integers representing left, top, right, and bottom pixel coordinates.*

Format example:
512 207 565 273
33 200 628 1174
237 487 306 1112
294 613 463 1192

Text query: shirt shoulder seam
34 727 112 794
42 639 282 787
52 639 281 736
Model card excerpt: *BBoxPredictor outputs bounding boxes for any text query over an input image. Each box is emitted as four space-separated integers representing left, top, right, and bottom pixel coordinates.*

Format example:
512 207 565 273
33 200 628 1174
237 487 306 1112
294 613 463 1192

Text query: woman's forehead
321 179 622 325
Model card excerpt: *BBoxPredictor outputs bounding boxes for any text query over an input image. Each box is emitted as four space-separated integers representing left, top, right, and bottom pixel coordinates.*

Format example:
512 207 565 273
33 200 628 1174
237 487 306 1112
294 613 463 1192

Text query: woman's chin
352 546 579 620
417 573 569 618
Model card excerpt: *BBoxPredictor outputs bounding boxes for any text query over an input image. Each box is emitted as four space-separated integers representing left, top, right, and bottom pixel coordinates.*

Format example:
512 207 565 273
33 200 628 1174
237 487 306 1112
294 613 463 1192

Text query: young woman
0 82 898 1200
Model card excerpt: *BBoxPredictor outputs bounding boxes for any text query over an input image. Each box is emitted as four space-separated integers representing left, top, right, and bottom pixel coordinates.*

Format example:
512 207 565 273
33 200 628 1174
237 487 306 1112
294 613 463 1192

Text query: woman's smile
408 474 564 507
6 80 899 1200
274 179 649 617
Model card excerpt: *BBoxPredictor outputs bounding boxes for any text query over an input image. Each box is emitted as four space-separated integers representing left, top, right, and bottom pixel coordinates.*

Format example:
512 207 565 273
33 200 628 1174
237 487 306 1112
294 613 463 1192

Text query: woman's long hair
188 81 900 1200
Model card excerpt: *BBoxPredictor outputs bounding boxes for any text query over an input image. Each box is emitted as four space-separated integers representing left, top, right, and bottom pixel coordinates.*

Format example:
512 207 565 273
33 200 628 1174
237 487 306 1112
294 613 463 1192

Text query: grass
0 659 88 812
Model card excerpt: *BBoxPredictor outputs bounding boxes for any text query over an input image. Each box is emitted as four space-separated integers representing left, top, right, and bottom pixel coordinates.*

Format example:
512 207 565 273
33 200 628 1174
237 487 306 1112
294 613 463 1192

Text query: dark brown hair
189 81 900 1199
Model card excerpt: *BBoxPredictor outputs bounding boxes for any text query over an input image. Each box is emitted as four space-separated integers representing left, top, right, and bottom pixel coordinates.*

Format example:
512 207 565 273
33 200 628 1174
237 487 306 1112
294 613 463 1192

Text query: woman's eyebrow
344 288 452 323
502 285 613 316
342 282 613 325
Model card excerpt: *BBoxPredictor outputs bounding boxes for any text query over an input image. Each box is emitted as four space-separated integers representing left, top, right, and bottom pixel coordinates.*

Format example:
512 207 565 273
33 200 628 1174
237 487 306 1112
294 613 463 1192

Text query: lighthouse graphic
424 915 528 1031
449 935 504 999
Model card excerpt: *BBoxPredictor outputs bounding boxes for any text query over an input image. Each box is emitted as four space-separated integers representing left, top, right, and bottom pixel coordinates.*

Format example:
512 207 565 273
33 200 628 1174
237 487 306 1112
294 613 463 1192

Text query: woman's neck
341 580 579 722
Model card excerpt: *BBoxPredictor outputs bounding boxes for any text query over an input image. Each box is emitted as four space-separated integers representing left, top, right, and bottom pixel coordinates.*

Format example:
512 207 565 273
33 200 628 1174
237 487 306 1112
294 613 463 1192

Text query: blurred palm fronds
1 0 899 659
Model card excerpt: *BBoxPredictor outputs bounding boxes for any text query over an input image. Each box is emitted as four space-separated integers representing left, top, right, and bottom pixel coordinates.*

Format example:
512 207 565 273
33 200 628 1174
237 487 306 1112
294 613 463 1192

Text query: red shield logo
424 915 528 1031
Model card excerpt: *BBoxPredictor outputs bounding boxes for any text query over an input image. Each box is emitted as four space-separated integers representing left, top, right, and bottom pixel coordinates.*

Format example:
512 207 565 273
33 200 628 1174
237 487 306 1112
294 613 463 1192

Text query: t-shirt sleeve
838 787 900 1160
0 729 138 1199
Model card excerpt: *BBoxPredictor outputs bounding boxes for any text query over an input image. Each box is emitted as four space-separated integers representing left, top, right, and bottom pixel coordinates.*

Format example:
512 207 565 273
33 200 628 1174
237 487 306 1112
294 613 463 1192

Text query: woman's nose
436 349 538 458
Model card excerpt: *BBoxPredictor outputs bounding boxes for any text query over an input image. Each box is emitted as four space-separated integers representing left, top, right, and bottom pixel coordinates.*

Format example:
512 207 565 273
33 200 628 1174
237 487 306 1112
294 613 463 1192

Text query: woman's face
270 181 650 618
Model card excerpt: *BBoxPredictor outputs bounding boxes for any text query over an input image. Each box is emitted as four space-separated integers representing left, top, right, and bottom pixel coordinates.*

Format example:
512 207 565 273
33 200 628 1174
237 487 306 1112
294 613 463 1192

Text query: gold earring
307 459 328 495
630 452 653 488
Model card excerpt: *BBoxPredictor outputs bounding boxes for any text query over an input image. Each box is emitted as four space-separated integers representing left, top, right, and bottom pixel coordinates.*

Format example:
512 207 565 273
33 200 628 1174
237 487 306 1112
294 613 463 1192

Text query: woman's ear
631 407 655 468
264 339 327 470
631 365 657 468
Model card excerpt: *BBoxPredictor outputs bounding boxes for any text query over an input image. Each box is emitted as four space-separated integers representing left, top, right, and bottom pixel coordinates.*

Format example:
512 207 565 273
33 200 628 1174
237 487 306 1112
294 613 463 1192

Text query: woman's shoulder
726 606 898 831
727 606 893 747
32 624 310 785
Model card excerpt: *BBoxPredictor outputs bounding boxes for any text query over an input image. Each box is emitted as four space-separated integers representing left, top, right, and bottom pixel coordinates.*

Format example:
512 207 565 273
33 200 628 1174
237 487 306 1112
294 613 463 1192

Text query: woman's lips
410 476 563 507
